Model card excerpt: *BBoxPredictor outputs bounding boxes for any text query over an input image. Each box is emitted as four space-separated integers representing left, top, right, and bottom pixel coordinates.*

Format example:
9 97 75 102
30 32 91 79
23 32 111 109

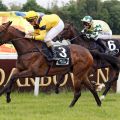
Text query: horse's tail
90 50 120 71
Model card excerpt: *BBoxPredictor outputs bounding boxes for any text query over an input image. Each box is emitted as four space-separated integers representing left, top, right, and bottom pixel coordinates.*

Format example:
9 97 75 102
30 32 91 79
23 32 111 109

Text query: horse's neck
8 27 39 55
71 35 90 49
69 28 82 45
12 38 36 55
70 28 86 46
71 33 81 45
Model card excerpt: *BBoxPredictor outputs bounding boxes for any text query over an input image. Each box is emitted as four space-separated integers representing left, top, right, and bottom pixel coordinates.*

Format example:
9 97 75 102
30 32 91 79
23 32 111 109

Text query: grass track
0 91 120 120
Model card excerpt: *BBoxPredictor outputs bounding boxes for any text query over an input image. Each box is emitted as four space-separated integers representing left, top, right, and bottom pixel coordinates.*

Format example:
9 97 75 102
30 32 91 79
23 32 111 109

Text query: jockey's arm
81 28 87 34
81 28 88 38
88 25 102 40
33 20 47 40
89 31 99 40
34 30 46 40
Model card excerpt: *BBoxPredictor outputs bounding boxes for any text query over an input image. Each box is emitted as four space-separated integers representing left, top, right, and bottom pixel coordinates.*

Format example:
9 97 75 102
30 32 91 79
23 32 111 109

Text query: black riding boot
96 39 109 53
49 46 57 60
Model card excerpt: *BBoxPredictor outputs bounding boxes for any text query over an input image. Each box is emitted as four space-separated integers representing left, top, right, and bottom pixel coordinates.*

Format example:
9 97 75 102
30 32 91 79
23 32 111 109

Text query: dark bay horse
57 22 120 100
0 21 101 107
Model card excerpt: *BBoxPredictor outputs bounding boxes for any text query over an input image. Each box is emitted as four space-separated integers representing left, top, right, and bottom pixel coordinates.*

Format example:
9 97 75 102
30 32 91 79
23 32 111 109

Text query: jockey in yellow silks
81 16 112 53
24 10 64 59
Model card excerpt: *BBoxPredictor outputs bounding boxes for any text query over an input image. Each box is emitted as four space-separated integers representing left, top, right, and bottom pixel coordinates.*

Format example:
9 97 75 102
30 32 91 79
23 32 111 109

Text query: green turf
0 91 120 120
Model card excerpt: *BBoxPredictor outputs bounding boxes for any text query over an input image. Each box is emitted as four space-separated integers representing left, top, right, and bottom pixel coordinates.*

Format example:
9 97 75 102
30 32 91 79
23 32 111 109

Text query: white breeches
98 30 112 40
44 19 64 43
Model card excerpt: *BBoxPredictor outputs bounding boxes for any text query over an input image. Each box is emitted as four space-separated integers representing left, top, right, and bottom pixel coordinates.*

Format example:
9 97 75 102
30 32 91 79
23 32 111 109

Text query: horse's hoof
97 102 102 107
100 95 105 101
69 103 74 108
55 89 59 94
6 98 11 103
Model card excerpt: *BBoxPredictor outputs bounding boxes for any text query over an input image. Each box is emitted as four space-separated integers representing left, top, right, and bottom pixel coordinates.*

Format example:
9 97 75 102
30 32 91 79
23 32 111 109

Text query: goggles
83 22 90 26
26 18 34 22
26 16 38 22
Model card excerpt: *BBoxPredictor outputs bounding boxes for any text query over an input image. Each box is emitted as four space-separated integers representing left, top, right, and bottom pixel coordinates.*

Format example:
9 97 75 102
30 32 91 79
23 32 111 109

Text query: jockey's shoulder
92 20 109 25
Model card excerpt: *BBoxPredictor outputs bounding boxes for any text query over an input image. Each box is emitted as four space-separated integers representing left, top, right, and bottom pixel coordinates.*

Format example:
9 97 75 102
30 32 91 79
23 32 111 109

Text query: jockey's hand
26 32 34 36
24 34 33 39
80 32 86 38
26 30 34 35
86 34 91 39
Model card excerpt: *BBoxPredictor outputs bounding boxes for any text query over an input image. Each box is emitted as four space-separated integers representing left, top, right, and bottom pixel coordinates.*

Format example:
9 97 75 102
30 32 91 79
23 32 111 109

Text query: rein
68 33 81 42
0 23 47 57
0 37 40 56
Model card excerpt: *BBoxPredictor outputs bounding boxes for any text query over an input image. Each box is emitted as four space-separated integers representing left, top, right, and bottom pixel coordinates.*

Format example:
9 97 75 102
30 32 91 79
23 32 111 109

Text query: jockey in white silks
81 15 112 53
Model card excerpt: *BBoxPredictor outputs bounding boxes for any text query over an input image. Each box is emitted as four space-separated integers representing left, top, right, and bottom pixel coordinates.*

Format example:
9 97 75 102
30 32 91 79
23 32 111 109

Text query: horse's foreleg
5 68 19 103
83 75 101 106
5 76 17 103
0 69 33 103
0 76 17 102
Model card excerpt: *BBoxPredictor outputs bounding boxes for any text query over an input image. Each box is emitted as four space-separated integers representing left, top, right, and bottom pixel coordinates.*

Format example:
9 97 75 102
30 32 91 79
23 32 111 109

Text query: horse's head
0 21 12 45
60 22 76 39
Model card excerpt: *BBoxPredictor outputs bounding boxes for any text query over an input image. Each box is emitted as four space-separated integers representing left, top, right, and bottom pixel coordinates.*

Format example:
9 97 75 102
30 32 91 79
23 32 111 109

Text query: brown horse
57 22 120 100
0 21 101 107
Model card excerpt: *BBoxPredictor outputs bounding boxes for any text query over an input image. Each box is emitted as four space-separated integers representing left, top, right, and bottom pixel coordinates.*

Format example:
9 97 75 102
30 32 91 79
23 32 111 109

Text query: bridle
0 24 24 45
60 24 82 42
0 23 11 45
0 22 48 56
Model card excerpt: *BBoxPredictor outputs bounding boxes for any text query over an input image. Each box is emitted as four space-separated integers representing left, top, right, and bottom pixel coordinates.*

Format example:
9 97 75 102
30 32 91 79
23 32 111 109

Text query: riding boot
49 46 57 60
96 39 109 53
46 41 57 60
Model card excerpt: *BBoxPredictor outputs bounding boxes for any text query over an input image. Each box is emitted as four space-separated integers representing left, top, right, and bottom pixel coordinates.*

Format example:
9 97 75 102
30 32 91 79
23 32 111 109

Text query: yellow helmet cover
25 11 38 20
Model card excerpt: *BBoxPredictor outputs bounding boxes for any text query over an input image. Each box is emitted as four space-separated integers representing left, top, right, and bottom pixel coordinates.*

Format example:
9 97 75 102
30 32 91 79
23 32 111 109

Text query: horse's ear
9 21 12 25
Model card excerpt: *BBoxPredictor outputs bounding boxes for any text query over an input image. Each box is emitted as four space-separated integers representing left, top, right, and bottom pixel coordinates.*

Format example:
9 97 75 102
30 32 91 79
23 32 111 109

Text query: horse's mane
65 21 80 34
14 27 48 48
10 26 26 37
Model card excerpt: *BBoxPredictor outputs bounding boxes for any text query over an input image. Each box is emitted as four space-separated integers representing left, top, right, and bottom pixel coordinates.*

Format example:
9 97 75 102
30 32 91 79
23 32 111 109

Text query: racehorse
0 21 101 107
56 22 120 100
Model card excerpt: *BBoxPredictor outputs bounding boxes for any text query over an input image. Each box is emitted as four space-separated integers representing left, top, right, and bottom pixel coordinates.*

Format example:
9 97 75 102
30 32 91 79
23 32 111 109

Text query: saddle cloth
89 39 120 56
42 43 71 66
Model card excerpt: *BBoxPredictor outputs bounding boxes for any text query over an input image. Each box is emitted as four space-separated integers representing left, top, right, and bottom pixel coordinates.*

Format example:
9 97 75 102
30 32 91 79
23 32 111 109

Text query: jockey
24 10 64 60
81 15 112 53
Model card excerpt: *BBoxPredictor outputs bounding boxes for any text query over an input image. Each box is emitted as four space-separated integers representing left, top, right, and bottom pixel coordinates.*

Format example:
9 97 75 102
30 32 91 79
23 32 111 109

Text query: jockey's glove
90 34 98 41
86 34 98 41
86 34 91 39
25 30 34 35
24 34 35 39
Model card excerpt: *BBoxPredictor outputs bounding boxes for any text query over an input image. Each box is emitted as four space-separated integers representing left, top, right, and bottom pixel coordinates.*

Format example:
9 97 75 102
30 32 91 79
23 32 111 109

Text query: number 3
58 47 67 57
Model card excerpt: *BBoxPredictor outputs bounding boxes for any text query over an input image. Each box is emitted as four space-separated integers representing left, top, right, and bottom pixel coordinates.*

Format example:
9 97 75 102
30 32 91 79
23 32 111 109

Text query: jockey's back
92 20 111 32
